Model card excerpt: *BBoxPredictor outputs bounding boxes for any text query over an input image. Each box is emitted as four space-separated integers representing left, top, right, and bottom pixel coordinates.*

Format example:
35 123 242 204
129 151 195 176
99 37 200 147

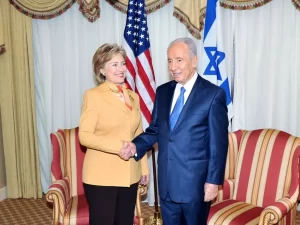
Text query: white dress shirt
170 72 198 114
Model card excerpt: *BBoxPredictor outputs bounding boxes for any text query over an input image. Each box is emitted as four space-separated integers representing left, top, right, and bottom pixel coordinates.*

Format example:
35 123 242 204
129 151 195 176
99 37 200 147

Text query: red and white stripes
123 40 156 127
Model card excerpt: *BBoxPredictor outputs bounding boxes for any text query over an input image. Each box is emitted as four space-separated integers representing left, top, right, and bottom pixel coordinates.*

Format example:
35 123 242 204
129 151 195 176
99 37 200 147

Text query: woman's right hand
140 174 150 186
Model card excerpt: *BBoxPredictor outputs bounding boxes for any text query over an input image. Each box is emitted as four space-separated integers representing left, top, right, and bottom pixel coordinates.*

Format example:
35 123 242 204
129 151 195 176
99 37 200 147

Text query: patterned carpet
0 197 52 225
0 196 155 225
0 197 299 224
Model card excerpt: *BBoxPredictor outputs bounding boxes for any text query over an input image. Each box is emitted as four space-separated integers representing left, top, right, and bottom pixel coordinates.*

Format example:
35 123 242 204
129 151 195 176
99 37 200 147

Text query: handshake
119 141 136 160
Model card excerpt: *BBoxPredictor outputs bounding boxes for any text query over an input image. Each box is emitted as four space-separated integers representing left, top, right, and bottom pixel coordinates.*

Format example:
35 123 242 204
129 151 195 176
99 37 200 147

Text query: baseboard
0 186 7 201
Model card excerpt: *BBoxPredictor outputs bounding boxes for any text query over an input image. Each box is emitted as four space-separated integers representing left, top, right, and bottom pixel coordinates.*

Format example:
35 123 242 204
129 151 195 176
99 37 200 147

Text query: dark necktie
169 87 186 131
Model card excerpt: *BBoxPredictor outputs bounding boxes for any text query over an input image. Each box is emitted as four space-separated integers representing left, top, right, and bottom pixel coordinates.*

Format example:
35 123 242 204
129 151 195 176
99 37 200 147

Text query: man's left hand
204 183 218 202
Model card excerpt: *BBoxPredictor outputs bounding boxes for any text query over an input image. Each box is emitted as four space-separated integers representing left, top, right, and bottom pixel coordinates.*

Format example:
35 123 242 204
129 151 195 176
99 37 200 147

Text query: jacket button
169 138 173 142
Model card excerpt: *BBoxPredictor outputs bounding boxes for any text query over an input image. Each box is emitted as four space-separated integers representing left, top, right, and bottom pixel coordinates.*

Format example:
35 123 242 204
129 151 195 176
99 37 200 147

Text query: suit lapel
171 75 204 132
166 81 177 131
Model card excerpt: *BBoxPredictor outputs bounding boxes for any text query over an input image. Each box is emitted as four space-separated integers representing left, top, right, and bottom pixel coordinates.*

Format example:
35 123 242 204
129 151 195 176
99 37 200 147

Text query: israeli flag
201 0 233 120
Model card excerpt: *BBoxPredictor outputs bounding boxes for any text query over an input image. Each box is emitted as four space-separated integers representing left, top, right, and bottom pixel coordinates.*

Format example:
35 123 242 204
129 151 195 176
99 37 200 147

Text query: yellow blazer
79 81 149 187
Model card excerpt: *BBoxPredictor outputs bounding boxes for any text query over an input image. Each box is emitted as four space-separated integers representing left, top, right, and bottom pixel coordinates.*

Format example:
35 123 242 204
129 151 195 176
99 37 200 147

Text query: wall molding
0 186 7 201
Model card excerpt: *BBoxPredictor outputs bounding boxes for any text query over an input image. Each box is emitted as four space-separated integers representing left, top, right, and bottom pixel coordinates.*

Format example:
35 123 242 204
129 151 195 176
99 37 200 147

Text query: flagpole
144 147 162 225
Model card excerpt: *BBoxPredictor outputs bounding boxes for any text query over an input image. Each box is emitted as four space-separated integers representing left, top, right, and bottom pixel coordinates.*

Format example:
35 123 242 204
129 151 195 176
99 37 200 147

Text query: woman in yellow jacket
79 43 149 225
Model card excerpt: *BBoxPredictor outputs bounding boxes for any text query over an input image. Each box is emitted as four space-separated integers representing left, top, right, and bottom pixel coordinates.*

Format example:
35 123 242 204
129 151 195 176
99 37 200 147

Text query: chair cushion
50 131 65 181
64 128 86 196
233 130 300 207
225 130 242 180
64 194 89 225
208 199 264 225
134 216 139 224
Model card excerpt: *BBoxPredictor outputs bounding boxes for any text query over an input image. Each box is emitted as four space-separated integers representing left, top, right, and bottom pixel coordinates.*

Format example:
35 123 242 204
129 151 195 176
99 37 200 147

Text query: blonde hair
92 43 126 84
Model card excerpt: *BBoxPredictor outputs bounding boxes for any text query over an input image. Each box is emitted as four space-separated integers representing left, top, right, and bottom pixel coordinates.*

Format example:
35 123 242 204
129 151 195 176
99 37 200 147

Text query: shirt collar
177 72 198 92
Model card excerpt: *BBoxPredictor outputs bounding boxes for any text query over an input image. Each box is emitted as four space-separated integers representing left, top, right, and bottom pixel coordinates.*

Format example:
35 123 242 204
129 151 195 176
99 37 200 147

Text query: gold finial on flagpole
144 211 162 225
144 147 163 225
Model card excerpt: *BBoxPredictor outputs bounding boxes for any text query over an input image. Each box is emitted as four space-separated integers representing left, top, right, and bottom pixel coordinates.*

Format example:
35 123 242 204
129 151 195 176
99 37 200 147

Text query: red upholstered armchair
46 127 147 225
208 129 300 225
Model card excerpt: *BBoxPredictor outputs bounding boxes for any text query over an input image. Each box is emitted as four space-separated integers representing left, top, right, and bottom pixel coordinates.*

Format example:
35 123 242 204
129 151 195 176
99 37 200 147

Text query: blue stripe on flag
202 0 233 119
220 78 231 105
203 0 218 41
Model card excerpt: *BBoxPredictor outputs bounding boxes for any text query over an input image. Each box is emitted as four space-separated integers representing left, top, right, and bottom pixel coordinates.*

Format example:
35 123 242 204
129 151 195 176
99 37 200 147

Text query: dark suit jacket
134 75 228 203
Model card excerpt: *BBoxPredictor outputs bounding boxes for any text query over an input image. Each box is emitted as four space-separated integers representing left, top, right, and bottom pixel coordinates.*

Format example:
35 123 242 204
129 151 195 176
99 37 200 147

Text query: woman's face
102 53 127 85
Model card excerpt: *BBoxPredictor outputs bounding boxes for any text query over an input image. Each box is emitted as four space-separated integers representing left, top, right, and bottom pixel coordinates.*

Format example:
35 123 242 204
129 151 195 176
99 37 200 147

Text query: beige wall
0 111 6 189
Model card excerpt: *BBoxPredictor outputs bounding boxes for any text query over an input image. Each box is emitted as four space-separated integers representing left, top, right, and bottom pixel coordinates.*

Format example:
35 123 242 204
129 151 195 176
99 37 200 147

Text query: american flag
122 0 156 128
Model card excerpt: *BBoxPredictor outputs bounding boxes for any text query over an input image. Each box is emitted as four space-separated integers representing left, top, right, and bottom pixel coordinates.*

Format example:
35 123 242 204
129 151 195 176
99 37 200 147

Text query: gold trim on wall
105 0 171 14
173 0 207 40
293 0 300 10
78 0 100 22
219 0 273 10
9 0 76 19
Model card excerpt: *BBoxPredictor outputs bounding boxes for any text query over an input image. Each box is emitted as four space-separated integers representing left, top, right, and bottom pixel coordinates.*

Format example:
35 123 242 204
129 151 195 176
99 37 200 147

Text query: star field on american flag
124 0 150 57
122 0 156 127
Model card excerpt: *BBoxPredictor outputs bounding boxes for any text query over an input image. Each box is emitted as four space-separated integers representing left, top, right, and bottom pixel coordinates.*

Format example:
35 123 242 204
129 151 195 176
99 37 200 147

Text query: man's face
167 42 197 85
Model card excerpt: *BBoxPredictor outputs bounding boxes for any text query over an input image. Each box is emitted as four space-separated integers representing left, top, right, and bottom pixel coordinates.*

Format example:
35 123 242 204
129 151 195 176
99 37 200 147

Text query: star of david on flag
201 0 233 120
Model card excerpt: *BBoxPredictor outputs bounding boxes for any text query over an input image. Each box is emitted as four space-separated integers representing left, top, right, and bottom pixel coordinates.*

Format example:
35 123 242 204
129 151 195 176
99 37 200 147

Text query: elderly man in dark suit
120 37 228 225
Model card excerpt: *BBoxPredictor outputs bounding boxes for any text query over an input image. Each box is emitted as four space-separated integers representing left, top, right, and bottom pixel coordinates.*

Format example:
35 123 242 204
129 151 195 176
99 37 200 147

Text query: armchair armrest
46 178 71 225
135 185 148 225
258 196 297 225
214 179 235 204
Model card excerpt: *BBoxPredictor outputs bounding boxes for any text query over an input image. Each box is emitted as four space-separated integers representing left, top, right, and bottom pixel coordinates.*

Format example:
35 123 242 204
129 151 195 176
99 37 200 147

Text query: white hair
167 37 197 58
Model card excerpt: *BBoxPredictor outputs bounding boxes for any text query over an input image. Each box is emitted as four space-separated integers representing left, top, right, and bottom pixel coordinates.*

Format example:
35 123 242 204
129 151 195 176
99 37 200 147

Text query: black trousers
83 182 138 225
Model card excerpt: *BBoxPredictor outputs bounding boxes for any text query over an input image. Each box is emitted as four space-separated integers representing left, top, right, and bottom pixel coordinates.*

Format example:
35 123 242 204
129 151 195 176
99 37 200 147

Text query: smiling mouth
172 73 181 77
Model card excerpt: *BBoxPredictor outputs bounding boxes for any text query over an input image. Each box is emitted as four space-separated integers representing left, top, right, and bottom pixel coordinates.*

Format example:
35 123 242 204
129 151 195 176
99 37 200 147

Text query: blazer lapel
171 75 204 132
97 83 128 112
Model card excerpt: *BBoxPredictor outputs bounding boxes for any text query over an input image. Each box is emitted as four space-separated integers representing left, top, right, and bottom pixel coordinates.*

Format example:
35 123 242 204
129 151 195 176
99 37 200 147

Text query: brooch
129 95 134 102
110 88 120 94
